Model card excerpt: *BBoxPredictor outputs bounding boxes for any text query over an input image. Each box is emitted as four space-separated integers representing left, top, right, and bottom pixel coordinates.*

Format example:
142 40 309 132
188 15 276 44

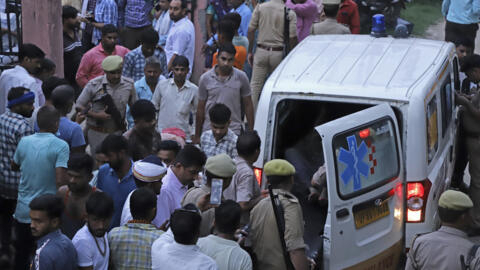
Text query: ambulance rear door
315 103 404 270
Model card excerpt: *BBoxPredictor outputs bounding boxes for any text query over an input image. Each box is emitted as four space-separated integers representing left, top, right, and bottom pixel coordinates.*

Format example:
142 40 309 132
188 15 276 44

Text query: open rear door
316 103 404 270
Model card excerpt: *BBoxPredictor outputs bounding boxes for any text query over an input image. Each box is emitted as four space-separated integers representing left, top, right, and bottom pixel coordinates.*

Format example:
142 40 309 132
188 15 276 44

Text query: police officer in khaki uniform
181 153 237 236
249 159 310 270
406 190 480 269
247 0 298 109
76 55 138 153
456 55 480 230
310 0 350 35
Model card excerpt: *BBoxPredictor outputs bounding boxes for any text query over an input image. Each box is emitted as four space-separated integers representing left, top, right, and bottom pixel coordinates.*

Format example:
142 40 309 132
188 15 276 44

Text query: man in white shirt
0 43 45 114
197 200 253 270
159 145 207 224
151 55 198 139
72 192 113 270
151 204 218 270
120 155 167 227
165 0 195 75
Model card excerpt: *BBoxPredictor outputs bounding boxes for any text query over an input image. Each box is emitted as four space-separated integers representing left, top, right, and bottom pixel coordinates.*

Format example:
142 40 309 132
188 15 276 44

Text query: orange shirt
212 45 247 70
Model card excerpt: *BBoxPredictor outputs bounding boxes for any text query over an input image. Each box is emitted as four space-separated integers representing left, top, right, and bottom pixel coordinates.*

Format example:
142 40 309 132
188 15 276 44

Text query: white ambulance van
253 35 458 269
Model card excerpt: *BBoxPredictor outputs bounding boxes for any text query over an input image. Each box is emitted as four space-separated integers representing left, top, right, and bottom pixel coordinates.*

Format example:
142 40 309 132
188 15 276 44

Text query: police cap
438 190 473 211
205 153 236 178
264 159 296 176
102 55 123 72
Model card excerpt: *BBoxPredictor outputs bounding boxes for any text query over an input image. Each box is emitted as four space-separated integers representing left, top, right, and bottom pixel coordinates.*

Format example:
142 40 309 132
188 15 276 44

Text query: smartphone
210 178 223 205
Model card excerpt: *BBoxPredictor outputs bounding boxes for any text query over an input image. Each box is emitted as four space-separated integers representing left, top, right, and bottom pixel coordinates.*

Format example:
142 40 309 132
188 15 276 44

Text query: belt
257 44 284 51
88 125 119 134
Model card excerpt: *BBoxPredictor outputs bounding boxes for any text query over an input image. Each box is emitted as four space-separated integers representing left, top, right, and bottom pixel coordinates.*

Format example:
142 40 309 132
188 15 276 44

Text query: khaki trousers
467 136 480 227
250 48 284 109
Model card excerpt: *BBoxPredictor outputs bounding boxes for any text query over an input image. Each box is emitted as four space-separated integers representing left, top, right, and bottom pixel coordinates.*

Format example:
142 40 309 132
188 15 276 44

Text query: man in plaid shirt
0 87 34 260
200 103 238 159
109 187 164 269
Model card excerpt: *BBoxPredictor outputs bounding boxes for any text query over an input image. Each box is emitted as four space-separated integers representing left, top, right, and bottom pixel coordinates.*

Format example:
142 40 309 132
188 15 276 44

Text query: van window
426 96 438 163
440 76 453 136
332 118 399 199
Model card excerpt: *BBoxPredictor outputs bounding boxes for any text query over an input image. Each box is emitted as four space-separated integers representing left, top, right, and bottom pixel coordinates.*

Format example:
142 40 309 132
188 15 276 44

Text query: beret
102 55 123 71
264 159 295 176
438 190 473 211
205 153 236 178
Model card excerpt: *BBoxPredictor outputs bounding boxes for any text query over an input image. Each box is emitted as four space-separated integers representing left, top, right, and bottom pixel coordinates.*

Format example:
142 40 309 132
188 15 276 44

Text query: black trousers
13 221 34 270
445 20 479 51
0 197 16 255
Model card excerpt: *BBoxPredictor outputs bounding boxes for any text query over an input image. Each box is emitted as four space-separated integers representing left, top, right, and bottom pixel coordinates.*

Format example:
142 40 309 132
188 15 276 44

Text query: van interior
271 99 377 258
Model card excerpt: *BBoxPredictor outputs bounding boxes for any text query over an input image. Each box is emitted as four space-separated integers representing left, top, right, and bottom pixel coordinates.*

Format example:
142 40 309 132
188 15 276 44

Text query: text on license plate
353 203 389 229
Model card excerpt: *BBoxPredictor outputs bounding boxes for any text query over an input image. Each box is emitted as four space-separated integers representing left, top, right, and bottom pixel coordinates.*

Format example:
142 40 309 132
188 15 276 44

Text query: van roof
265 35 455 102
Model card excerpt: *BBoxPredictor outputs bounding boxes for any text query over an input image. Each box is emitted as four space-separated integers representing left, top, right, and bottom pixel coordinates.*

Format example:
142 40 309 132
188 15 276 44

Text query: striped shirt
93 0 118 44
118 0 154 28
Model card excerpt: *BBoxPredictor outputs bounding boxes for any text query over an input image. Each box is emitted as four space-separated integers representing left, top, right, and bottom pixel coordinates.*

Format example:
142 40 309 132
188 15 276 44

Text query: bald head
51 85 75 114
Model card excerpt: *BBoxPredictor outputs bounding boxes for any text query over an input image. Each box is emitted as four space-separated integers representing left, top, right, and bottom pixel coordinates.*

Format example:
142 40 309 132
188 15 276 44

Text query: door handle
336 208 349 218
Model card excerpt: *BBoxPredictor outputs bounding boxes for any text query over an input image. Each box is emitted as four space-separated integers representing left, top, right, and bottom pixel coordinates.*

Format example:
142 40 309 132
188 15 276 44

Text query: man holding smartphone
181 153 237 236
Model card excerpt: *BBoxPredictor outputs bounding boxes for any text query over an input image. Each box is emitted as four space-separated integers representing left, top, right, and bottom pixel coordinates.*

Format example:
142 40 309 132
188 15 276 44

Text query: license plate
353 203 390 229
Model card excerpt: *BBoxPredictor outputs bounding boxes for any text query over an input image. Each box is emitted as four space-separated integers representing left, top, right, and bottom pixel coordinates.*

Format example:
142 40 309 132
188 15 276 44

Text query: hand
75 112 86 124
455 92 469 106
191 135 200 145
202 43 210 53
96 106 111 120
260 189 269 197
308 257 317 270
196 193 217 212
78 16 89 24
248 53 254 66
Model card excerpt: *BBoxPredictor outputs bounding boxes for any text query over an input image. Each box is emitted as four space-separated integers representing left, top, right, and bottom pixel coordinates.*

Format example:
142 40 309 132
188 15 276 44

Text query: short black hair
39 58 56 73
41 76 69 100
7 87 29 101
215 200 241 234
37 105 60 130
68 153 94 175
62 5 78 20
267 175 292 187
237 130 261 157
158 140 181 155
217 43 236 56
209 103 231 124
51 85 75 112
223 13 241 31
86 192 114 218
218 19 236 42
130 187 157 220
19 43 45 62
172 55 189 68
131 99 156 122
29 194 64 219
170 204 202 244
101 134 129 154
453 36 474 49
102 24 118 36
461 54 480 73
141 27 160 45
174 145 207 168
438 206 467 223
323 4 340 18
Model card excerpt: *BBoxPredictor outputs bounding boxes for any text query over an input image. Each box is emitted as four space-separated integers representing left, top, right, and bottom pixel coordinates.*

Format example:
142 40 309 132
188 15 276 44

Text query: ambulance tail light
406 179 432 223
254 167 263 186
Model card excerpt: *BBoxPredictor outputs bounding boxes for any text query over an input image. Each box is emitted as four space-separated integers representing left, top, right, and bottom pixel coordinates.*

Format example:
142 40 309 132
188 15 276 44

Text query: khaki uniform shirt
249 0 297 47
406 226 480 270
249 189 306 270
77 75 137 131
181 185 216 237
462 89 480 134
310 18 351 35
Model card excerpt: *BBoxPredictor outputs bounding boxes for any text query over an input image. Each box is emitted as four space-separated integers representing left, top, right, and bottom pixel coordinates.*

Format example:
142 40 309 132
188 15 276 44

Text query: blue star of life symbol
338 135 369 191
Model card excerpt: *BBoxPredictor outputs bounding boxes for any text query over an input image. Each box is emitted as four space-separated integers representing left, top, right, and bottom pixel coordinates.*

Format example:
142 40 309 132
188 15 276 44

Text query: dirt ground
424 19 480 53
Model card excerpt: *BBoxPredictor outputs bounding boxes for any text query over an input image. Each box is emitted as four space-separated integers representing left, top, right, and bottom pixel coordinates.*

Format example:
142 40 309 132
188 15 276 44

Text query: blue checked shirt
118 0 154 28
93 0 118 45
122 46 168 82
0 111 33 199
108 223 164 269
200 129 238 159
